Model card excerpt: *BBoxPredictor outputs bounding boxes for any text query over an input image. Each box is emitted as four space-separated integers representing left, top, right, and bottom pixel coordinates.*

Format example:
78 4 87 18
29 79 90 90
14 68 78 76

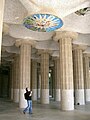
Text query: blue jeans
23 100 32 113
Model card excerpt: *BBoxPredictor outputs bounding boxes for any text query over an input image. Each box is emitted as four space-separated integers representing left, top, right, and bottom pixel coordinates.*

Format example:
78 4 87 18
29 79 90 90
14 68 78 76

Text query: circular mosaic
23 14 63 32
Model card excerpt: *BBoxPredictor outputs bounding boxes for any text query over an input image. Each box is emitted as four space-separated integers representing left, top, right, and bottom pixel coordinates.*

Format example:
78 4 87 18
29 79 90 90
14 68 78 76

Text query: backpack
24 93 27 100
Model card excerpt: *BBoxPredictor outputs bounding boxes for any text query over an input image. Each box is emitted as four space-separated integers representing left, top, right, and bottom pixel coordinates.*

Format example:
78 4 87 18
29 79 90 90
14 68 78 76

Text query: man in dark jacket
23 87 32 114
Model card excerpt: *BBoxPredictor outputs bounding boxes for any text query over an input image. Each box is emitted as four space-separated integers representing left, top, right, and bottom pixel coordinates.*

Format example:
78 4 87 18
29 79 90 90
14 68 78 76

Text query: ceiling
1 0 90 65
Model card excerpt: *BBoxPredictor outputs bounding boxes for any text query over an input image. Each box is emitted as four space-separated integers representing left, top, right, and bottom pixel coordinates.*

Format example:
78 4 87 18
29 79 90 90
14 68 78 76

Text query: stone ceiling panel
9 24 54 41
19 0 89 18
4 46 20 54
2 35 16 46
62 13 90 34
73 33 90 45
4 0 28 24
1 52 12 57
36 40 59 50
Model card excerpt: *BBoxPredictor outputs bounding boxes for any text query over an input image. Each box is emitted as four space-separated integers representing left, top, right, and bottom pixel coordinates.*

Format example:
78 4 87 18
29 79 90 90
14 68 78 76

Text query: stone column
31 60 37 101
0 71 2 96
54 31 78 110
40 50 49 104
83 53 90 102
73 45 85 105
0 0 5 62
54 57 61 101
51 66 55 99
11 62 14 100
37 71 41 99
13 55 20 103
16 39 35 108
10 64 13 100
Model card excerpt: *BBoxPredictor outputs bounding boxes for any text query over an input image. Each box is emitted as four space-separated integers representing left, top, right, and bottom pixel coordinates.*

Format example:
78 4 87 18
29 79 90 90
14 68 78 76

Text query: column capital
52 56 59 61
15 39 37 47
37 49 52 55
83 53 90 58
53 31 78 42
72 44 87 51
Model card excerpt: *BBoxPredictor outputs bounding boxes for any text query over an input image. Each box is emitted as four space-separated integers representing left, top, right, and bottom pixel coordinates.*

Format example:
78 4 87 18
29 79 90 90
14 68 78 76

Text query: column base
41 89 49 104
61 89 74 111
11 88 13 100
75 89 85 105
19 89 27 108
13 89 19 103
37 89 40 99
55 89 61 101
32 89 37 101
85 89 90 102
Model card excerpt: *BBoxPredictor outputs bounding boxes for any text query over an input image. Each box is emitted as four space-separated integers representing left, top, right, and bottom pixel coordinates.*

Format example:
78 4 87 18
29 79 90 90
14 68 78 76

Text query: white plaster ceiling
83 47 90 53
4 0 27 24
36 40 59 50
51 51 59 57
2 35 16 46
4 46 20 54
9 24 54 41
3 57 14 62
62 13 90 34
73 33 90 45
1 0 90 62
1 52 12 58
19 0 90 18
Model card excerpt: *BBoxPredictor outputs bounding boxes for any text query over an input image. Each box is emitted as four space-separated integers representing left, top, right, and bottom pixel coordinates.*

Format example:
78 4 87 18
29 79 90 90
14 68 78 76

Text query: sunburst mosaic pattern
23 14 63 32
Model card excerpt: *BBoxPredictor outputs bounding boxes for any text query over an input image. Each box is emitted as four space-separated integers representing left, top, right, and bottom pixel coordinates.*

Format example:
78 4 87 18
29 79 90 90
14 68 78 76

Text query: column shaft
83 54 90 102
11 62 14 100
19 43 31 108
59 38 74 110
41 52 49 104
13 55 19 103
37 70 41 99
0 0 5 62
31 60 37 101
73 48 85 105
54 58 61 101
51 66 55 99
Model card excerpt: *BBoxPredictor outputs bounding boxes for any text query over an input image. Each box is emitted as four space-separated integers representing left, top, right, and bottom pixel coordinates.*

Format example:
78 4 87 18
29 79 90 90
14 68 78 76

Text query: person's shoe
23 111 25 114
29 112 33 114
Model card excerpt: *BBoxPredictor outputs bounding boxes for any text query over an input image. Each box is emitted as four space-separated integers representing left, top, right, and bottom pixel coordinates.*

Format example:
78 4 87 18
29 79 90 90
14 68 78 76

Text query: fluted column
8 64 12 99
54 31 78 110
40 50 49 104
83 53 90 102
16 39 35 108
54 57 61 101
13 58 16 101
11 62 14 100
37 70 41 99
13 55 20 103
73 45 85 105
59 38 74 110
51 66 55 99
0 0 5 62
31 60 37 101
0 72 2 96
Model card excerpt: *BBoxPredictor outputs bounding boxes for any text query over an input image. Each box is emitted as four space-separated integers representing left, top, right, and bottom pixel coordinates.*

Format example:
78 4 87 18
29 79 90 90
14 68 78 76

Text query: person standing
23 87 32 114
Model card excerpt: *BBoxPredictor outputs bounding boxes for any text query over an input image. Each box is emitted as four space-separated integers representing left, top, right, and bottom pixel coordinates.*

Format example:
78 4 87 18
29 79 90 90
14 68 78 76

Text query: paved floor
0 98 90 120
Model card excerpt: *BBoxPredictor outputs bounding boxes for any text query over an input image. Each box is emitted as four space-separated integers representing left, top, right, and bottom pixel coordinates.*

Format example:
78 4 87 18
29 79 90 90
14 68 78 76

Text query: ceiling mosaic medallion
23 14 63 32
